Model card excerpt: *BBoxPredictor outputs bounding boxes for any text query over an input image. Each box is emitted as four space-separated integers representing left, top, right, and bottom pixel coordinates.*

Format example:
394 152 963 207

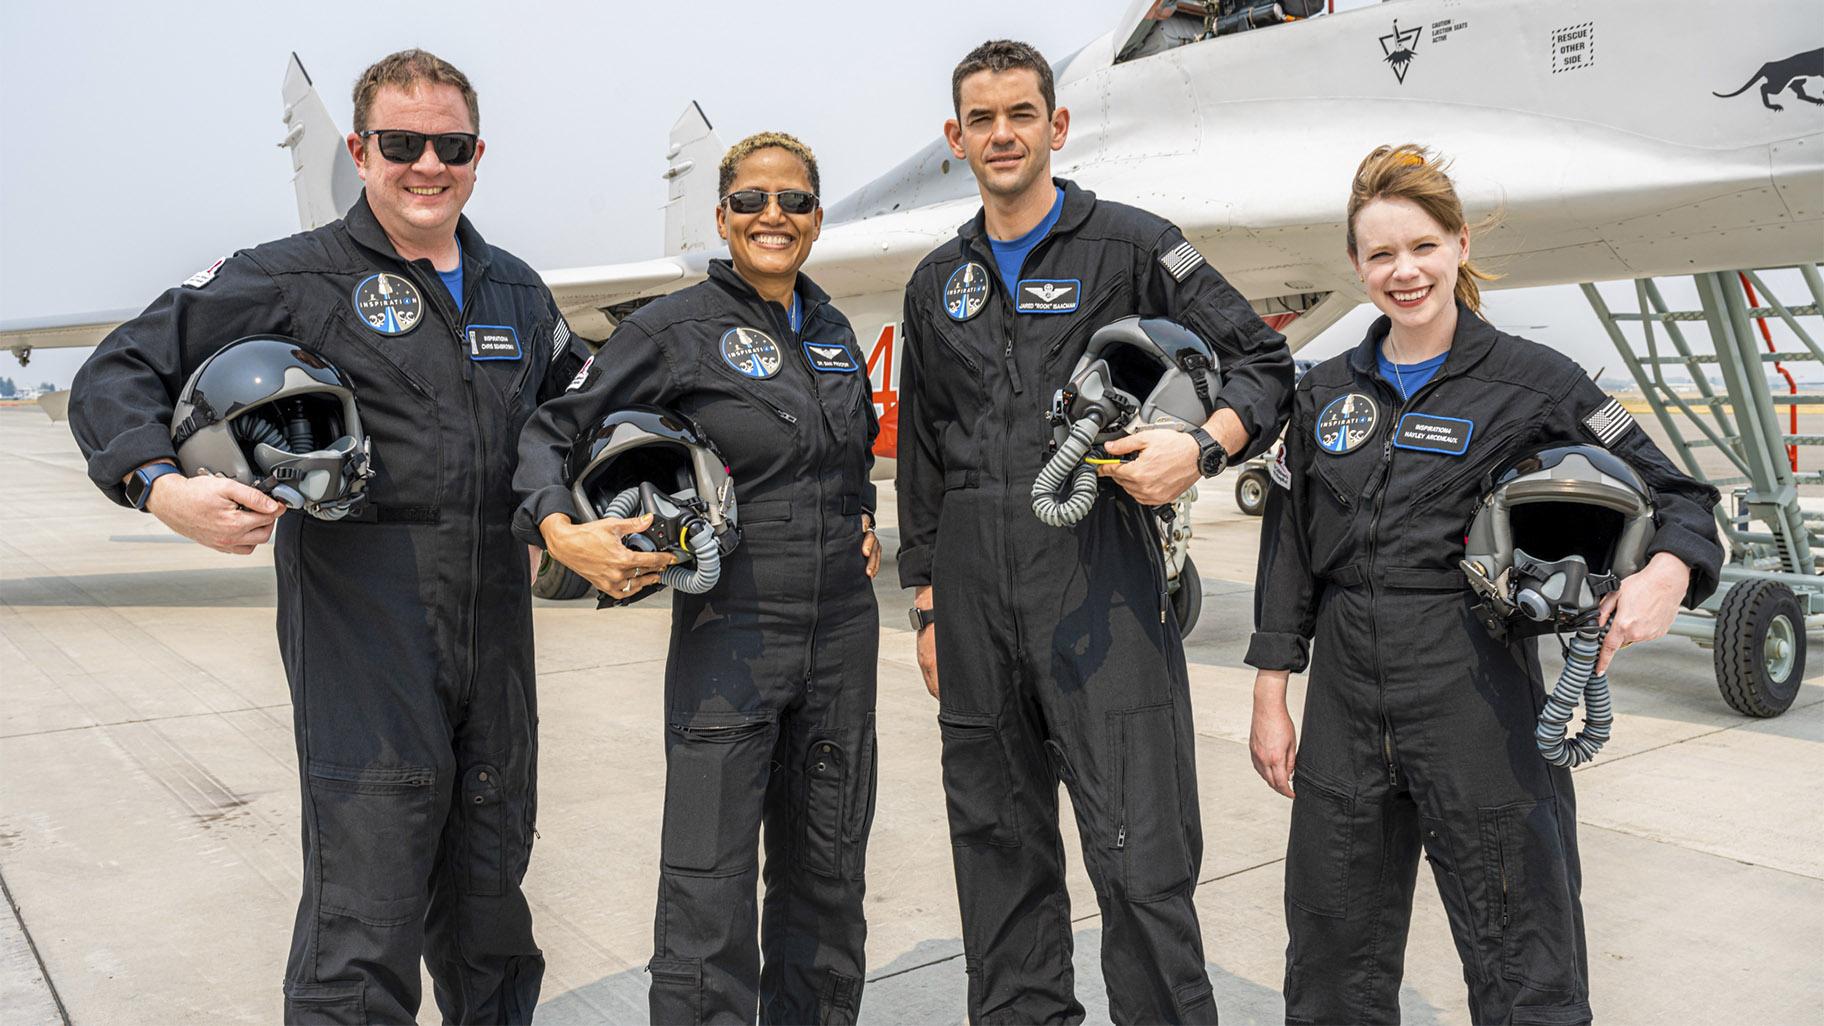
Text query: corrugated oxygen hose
1032 414 1104 527
1535 621 1613 766
598 487 722 594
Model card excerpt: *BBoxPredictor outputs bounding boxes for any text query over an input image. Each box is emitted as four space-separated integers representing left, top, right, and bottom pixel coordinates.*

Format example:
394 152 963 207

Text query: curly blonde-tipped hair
718 131 820 200
1345 144 1498 314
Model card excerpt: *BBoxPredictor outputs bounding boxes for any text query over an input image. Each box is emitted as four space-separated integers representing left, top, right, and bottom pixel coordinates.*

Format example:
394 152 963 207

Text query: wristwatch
126 462 181 511
908 606 936 632
1188 427 1228 478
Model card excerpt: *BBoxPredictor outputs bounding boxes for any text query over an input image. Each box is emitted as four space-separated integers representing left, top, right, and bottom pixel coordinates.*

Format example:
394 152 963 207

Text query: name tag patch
1015 278 1080 314
802 341 859 373
1393 413 1474 455
467 325 522 361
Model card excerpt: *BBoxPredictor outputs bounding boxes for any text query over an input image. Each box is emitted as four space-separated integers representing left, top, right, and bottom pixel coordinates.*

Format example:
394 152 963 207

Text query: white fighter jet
5 0 1819 454
4 0 1818 627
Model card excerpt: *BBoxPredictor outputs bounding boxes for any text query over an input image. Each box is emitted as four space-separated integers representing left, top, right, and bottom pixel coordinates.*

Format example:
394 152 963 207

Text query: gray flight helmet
1052 316 1223 445
1462 444 1656 630
565 405 740 556
170 336 371 519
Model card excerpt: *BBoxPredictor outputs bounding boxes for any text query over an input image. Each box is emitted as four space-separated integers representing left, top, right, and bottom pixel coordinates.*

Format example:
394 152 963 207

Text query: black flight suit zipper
407 259 485 707
1362 365 1457 788
771 295 826 691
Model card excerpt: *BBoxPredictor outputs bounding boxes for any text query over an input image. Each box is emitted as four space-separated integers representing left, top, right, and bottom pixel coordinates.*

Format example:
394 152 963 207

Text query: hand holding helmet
1460 444 1659 766
169 336 373 521
556 405 742 604
1032 316 1223 526
540 512 676 599
139 465 285 554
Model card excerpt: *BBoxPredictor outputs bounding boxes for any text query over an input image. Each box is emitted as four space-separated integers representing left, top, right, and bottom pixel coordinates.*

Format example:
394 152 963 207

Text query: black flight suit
513 260 880 1026
896 179 1294 1025
1248 306 1723 1026
70 194 589 1024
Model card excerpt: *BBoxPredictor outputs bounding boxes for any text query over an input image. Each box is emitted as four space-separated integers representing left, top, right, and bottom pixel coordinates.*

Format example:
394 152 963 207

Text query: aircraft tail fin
662 102 724 255
280 53 362 230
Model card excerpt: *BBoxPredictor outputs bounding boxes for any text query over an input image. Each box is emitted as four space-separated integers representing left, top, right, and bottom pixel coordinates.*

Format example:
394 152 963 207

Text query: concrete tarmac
1 406 1820 1024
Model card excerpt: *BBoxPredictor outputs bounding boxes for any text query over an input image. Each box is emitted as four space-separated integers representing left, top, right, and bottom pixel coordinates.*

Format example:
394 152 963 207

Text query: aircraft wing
0 310 137 366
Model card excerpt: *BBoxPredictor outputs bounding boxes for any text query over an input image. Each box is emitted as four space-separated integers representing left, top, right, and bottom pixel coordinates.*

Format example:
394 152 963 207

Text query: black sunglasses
359 129 479 166
722 189 819 216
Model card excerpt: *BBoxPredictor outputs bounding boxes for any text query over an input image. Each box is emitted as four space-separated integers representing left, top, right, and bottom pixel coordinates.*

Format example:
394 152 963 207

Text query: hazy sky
0 0 1804 388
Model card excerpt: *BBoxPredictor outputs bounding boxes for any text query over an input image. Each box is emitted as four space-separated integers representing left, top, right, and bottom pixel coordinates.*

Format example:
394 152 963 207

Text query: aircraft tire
533 551 594 601
1234 468 1269 517
1714 579 1805 717
1171 556 1203 640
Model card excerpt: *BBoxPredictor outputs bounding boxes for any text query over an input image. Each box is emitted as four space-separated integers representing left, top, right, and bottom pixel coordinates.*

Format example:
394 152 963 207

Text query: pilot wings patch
802 340 859 373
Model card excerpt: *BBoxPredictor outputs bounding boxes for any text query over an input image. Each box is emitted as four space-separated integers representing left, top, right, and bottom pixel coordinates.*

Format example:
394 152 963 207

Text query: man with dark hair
896 38 1294 1024
69 48 586 1023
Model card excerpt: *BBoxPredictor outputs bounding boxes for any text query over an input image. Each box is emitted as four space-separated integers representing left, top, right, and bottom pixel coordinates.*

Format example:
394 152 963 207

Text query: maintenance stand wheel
1171 556 1203 640
1714 579 1807 717
533 551 594 601
1235 468 1269 517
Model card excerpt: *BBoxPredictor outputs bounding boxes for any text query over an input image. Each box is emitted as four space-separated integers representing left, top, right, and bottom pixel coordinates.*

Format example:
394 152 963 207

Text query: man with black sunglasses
69 48 587 1024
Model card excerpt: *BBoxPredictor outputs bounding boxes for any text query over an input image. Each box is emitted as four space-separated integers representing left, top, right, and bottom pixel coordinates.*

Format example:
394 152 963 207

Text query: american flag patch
1270 445 1292 489
1159 239 1205 283
566 354 594 392
1582 396 1635 447
551 317 572 359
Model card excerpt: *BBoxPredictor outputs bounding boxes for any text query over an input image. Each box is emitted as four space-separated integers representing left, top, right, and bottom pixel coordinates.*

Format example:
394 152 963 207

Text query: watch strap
129 462 181 510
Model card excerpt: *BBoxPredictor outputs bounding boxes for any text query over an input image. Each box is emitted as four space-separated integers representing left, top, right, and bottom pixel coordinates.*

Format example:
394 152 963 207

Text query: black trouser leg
281 667 452 1025
1064 687 1217 1026
937 684 1081 1025
650 715 777 1024
1278 753 1421 1025
424 670 544 1025
758 613 877 1026
757 713 875 1022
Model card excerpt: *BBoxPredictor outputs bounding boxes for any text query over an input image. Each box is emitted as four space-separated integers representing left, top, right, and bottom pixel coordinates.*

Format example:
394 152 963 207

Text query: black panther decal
1713 48 1824 111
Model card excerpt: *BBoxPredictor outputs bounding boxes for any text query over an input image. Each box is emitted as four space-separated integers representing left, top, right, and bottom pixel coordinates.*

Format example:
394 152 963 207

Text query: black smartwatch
126 462 181 511
1188 427 1228 478
908 606 936 632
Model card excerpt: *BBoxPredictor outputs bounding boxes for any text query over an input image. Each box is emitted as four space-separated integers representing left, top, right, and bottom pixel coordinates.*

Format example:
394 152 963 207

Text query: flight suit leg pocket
1284 768 1354 919
647 957 703 1025
841 712 879 878
818 968 862 1025
1109 703 1193 901
801 738 847 878
306 762 435 927
937 711 1021 847
284 979 367 1025
461 763 506 896
1479 797 1584 996
661 717 775 874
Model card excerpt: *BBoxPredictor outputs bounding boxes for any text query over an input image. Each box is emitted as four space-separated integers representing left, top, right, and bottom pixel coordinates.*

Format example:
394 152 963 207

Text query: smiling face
945 67 1069 202
348 82 482 251
1349 195 1469 338
715 146 822 291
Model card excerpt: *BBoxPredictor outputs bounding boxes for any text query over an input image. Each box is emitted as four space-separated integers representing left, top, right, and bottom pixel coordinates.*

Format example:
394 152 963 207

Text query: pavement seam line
0 865 72 1026
1579 818 1824 882
0 703 292 741
866 857 1289 983
1573 694 1824 773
